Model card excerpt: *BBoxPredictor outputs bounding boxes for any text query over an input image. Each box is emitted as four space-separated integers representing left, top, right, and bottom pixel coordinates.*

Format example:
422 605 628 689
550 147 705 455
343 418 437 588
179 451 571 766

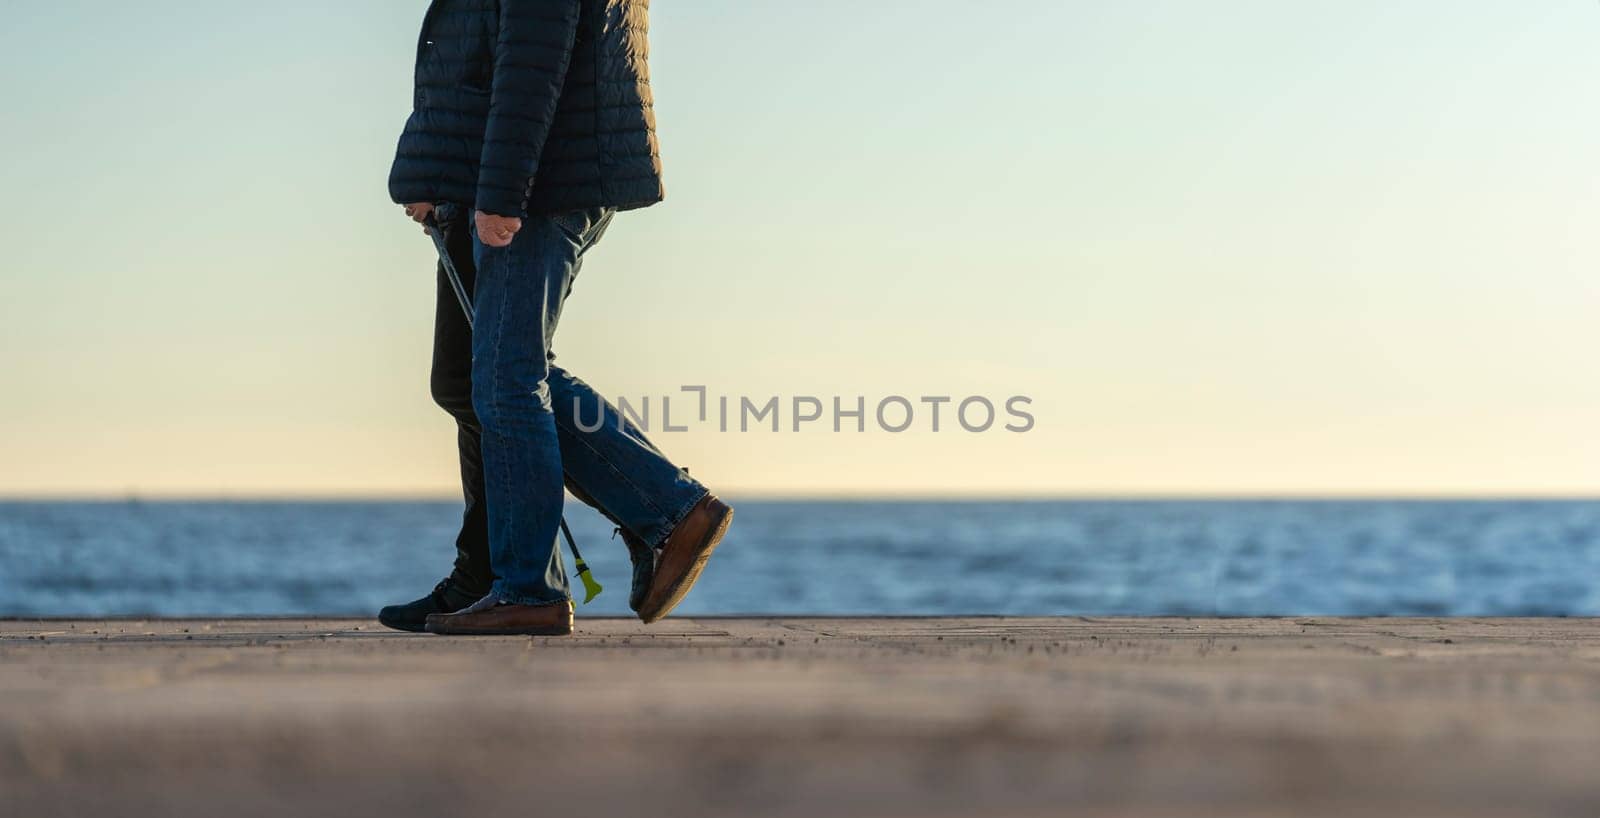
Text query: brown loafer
425 595 573 636
638 495 734 624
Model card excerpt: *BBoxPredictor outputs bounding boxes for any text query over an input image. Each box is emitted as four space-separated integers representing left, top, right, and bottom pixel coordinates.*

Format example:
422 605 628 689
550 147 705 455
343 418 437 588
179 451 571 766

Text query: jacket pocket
551 207 612 245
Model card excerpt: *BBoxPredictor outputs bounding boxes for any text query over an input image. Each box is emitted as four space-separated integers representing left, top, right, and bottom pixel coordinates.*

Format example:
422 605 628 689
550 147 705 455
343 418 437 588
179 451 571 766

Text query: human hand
475 211 523 248
403 202 435 235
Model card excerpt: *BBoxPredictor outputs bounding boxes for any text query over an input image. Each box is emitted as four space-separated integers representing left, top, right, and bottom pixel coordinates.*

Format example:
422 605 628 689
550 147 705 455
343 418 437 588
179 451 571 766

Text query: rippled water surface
2 500 1598 617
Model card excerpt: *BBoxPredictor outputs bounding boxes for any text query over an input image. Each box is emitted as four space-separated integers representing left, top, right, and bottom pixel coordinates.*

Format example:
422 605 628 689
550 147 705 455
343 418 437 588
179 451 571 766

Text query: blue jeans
457 204 707 605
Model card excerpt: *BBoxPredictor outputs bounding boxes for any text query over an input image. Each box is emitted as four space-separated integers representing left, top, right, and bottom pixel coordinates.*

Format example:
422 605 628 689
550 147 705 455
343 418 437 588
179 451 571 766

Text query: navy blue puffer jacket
388 0 663 218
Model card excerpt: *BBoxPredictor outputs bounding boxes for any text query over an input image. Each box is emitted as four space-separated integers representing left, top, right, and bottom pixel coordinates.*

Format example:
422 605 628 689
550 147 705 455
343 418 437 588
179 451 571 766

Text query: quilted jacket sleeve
475 0 583 218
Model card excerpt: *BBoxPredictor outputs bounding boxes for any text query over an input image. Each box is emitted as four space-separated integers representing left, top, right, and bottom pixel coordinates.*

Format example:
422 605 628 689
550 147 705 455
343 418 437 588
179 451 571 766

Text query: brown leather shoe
638 495 734 624
424 594 573 636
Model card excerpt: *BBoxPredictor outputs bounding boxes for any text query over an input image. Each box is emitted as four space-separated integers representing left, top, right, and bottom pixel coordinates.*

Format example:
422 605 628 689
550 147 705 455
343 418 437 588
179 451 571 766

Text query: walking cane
426 213 605 604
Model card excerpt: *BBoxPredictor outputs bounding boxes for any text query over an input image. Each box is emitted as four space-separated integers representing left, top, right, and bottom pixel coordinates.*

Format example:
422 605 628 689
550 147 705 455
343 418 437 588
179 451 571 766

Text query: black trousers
426 212 495 592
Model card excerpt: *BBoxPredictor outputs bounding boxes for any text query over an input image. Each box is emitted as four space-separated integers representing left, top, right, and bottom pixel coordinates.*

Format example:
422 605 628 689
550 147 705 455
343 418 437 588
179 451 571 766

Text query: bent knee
471 377 553 431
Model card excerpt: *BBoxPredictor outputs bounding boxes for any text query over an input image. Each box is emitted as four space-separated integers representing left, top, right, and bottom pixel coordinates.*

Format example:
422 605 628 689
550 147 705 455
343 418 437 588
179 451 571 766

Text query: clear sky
2 1 1598 497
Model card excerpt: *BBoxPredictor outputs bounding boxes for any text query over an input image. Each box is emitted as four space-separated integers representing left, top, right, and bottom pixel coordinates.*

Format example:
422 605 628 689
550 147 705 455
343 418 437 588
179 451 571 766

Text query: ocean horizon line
6 492 1600 503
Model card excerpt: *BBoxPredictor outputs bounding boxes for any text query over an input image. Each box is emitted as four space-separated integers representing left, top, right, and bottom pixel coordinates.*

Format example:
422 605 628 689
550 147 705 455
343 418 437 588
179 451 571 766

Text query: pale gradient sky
2 1 1599 497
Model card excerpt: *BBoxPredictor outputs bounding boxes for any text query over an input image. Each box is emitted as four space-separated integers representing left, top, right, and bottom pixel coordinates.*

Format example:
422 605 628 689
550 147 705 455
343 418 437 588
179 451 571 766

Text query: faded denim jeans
434 202 707 605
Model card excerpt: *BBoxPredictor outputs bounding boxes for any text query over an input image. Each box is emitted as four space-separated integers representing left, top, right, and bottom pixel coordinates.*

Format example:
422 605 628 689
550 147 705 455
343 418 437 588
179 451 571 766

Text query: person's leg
504 206 708 609
397 204 672 626
550 368 708 550
378 203 490 631
427 204 494 595
440 210 685 573
537 209 730 622
463 213 586 610
549 366 708 609
429 207 733 630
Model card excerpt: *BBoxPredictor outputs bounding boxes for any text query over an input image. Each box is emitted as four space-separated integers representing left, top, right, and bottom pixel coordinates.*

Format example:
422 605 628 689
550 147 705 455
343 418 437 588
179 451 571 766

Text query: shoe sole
423 623 573 636
376 614 428 633
638 504 734 624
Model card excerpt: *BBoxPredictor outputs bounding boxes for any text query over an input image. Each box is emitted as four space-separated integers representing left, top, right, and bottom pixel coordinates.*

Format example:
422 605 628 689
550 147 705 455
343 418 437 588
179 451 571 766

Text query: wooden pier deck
4 616 1599 817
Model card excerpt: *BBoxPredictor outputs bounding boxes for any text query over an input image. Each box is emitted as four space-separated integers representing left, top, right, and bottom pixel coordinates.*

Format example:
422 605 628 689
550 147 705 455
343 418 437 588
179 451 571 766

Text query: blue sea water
1 499 1598 617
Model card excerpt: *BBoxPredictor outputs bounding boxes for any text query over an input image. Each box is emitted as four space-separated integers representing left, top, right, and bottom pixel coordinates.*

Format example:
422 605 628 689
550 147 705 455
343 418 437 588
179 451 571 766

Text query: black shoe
620 529 655 614
378 577 487 632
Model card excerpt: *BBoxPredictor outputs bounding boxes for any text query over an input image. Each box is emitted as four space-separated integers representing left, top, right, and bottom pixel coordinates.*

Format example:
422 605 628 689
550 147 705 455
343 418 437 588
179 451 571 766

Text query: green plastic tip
576 565 603 604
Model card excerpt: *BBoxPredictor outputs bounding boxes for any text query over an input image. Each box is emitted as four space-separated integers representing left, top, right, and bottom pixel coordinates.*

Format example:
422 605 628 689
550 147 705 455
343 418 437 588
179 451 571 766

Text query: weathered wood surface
4 617 1600 817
